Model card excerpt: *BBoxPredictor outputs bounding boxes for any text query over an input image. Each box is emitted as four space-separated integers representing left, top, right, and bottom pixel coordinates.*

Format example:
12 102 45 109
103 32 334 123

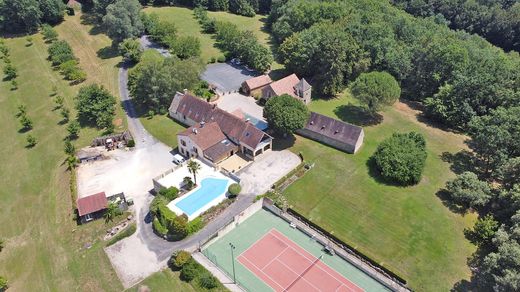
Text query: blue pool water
244 113 268 130
175 177 229 216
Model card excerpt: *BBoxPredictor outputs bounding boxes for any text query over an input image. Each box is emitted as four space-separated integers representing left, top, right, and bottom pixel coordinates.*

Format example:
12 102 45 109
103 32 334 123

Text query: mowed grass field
143 6 275 63
283 93 477 291
0 13 209 291
0 33 123 291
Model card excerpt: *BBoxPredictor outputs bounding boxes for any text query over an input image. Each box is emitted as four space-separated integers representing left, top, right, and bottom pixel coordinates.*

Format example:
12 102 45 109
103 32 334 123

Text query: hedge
106 223 137 246
153 217 168 237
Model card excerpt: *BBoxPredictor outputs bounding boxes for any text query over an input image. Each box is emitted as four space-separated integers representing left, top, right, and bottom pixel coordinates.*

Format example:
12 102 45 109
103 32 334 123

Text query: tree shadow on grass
441 150 476 175
18 127 31 134
97 45 119 59
435 189 469 215
333 104 383 127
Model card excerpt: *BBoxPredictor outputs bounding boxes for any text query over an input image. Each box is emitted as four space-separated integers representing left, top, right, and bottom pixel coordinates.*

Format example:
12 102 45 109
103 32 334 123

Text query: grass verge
106 222 137 247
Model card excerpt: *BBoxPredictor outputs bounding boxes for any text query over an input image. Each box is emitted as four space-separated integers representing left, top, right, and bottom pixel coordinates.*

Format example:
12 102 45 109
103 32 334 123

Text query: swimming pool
175 177 229 216
244 113 268 130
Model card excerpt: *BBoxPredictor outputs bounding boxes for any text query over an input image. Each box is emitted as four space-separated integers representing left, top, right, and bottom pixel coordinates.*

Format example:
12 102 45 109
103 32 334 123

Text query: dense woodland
392 0 520 52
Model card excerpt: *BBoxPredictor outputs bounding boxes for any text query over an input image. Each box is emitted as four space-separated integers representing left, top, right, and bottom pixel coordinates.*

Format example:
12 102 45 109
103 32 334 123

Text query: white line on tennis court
269 230 364 292
239 253 286 291
236 228 279 258
274 258 322 292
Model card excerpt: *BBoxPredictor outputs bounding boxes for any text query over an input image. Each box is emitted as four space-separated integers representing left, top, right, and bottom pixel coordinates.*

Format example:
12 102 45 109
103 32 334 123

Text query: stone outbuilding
241 75 272 96
297 112 364 153
262 74 312 104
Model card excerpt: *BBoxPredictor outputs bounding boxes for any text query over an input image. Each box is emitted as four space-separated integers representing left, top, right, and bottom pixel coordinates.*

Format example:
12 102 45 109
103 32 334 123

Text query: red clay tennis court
237 229 364 292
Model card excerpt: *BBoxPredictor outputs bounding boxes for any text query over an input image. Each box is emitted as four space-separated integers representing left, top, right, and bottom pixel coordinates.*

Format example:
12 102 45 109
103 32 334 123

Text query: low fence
151 164 183 193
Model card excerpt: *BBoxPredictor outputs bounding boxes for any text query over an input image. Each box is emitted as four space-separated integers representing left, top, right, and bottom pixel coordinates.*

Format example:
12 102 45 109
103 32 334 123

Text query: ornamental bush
264 94 309 135
228 183 241 197
169 250 192 270
158 187 179 201
372 132 427 185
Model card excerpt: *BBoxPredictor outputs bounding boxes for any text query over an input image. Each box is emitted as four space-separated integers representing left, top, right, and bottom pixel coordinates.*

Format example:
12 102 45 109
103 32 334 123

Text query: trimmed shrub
228 183 241 197
48 40 75 66
153 217 168 236
372 132 427 185
217 55 225 63
169 250 192 270
26 134 37 148
180 259 199 282
150 195 169 216
199 273 219 289
186 217 203 235
0 276 7 290
126 139 135 147
159 187 179 201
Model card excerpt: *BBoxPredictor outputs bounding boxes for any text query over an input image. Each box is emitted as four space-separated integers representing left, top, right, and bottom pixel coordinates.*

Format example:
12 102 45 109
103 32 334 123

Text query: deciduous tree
263 94 309 135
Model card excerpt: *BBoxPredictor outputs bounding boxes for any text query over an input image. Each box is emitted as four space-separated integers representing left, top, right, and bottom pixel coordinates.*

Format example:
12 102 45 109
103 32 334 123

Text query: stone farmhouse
169 92 273 165
242 73 312 104
297 112 365 154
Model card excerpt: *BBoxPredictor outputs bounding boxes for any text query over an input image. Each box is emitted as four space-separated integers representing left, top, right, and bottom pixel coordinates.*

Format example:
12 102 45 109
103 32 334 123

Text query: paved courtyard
201 63 259 93
238 150 301 195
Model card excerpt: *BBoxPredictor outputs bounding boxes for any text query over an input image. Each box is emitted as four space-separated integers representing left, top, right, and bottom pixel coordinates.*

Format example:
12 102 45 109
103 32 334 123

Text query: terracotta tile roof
268 74 300 97
77 192 108 217
304 112 363 147
203 139 239 162
243 75 272 91
178 122 227 151
174 94 271 149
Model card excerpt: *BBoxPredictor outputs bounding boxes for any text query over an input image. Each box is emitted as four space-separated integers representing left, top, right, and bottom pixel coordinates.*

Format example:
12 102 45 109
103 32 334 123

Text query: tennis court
202 209 391 292
238 229 363 292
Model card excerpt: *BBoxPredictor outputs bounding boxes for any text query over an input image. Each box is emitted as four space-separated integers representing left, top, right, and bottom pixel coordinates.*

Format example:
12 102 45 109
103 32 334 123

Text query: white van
173 154 186 165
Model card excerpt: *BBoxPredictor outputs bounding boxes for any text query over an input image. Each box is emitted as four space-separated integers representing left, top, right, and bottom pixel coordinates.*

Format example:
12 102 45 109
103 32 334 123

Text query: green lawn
282 92 476 291
0 32 122 291
143 6 282 69
140 114 187 148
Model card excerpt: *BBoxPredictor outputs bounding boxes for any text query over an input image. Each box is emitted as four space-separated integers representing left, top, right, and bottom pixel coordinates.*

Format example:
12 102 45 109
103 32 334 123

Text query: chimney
200 121 205 128
192 128 198 134
183 89 188 94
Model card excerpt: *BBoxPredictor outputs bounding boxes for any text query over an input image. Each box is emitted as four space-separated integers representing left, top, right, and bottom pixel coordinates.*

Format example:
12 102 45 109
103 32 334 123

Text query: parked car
173 154 186 165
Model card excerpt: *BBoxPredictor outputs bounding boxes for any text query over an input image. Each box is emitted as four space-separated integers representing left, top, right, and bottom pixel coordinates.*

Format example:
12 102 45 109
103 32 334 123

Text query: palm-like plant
103 202 120 224
187 160 201 186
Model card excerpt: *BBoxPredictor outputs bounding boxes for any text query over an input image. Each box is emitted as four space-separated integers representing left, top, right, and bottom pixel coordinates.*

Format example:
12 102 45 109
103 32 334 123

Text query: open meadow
0 12 206 291
282 93 477 291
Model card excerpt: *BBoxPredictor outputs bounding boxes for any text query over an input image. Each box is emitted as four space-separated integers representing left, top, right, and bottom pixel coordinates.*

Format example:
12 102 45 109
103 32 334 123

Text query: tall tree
263 94 309 135
39 0 66 24
445 172 493 209
187 160 201 185
0 0 42 33
103 0 144 43
350 71 401 114
75 84 116 129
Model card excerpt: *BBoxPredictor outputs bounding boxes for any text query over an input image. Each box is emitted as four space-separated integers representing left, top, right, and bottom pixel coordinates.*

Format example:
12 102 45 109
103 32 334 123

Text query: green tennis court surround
202 209 390 291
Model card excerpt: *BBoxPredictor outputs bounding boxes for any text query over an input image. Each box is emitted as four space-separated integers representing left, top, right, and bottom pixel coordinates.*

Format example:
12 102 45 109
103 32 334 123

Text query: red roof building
77 192 108 219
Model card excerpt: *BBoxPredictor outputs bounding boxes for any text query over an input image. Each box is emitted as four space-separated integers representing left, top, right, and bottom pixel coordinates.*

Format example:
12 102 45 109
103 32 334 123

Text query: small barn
77 192 108 223
241 75 272 96
297 112 364 153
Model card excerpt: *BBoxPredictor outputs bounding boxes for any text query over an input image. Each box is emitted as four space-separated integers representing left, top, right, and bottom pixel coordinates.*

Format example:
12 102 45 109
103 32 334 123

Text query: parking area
201 63 259 93
77 144 176 200
238 150 301 195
